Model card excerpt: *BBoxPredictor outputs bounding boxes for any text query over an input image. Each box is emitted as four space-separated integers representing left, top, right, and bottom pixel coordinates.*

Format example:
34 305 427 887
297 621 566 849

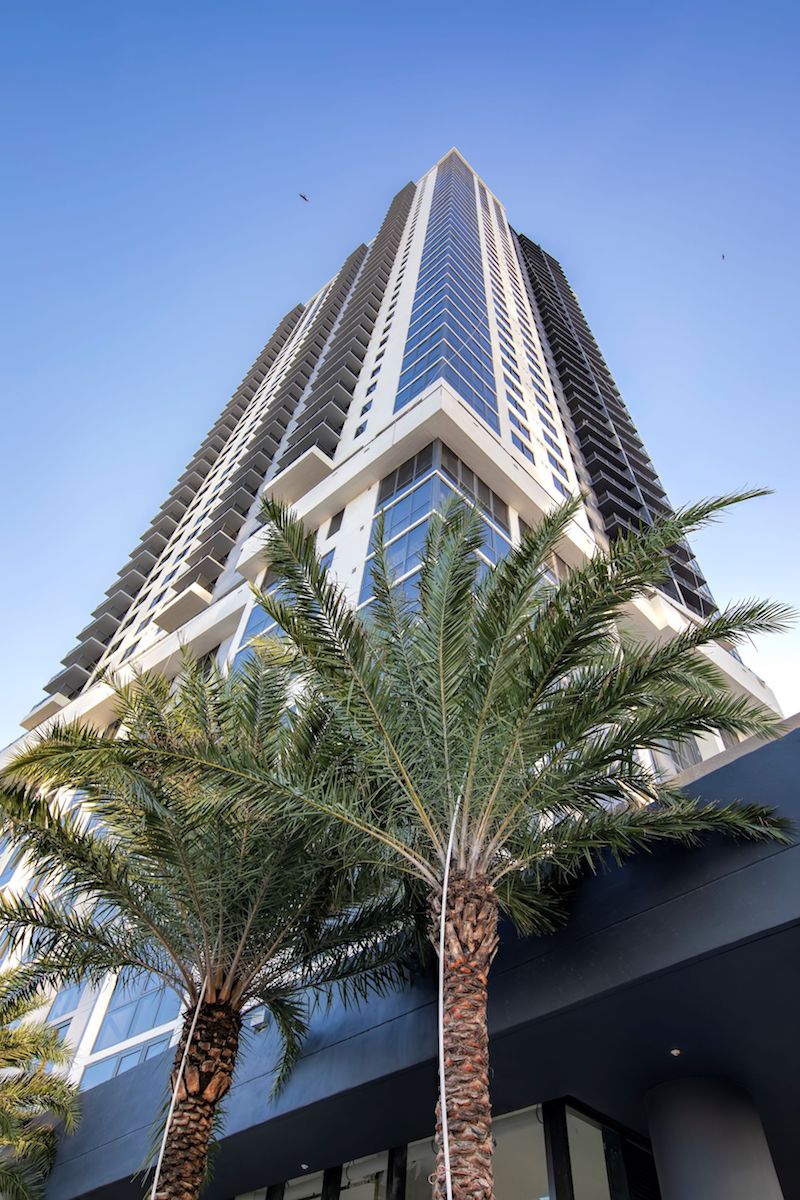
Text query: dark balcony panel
514 231 715 618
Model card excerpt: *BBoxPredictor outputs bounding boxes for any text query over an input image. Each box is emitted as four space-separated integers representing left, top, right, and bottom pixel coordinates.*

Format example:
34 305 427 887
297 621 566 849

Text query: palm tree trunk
153 1000 241 1200
431 872 499 1200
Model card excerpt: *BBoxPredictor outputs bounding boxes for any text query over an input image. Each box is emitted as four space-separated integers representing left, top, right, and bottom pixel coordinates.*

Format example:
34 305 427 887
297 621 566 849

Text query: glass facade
395 155 498 431
358 442 511 606
234 1100 659 1200
232 602 281 674
78 975 181 1089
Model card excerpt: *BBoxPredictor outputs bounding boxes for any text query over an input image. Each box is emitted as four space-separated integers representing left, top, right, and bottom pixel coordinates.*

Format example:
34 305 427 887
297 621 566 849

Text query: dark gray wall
647 1078 784 1200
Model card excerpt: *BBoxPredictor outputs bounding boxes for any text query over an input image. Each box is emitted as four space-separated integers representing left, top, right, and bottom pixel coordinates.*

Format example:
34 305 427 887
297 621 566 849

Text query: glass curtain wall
358 442 512 607
395 155 498 431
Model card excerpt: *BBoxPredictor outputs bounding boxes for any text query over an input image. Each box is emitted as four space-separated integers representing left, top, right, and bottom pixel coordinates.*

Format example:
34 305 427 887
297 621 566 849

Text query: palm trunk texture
153 1000 241 1200
431 872 500 1200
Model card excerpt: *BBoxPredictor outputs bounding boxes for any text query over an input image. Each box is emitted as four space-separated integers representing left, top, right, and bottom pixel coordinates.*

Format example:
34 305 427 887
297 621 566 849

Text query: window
327 509 344 538
231 590 285 674
407 1107 548 1200
508 411 530 439
92 976 181 1054
507 393 527 418
81 1033 172 1091
553 475 571 498
549 452 568 479
663 737 703 772
377 442 435 507
49 983 85 1022
566 1109 613 1200
512 434 535 463
543 431 562 455
359 442 511 606
439 443 509 529
355 422 367 438
366 382 377 396
360 401 372 415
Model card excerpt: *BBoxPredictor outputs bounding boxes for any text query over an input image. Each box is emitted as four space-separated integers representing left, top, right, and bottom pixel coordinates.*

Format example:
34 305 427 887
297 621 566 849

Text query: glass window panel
232 645 257 675
93 1005 136 1052
242 605 276 642
127 990 162 1038
406 1136 437 1200
340 1152 388 1200
494 1106 549 1200
566 1109 612 1200
144 1035 171 1060
108 976 149 1012
154 987 182 1027
285 1168 325 1200
117 1046 145 1074
80 1057 118 1090
48 983 84 1021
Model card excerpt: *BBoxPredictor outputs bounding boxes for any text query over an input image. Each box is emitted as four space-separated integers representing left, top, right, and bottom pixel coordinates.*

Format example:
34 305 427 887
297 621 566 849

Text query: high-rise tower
4 149 777 1092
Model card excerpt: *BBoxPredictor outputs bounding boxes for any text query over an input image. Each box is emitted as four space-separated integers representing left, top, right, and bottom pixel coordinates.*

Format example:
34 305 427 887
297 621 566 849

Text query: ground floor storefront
234 1082 786 1200
235 1100 661 1200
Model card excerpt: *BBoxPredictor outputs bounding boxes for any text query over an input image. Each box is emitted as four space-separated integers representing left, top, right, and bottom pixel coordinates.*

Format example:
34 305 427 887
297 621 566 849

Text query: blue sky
1 0 798 746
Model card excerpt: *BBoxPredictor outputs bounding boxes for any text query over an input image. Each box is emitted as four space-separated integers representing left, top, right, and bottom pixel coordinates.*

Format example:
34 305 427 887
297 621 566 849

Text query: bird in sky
299 193 310 202
722 253 726 260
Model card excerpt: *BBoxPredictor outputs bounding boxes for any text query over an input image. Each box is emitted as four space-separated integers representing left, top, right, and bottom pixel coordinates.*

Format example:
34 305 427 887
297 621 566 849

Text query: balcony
20 692 71 732
185 529 236 571
77 611 120 644
61 636 107 670
98 584 136 617
594 488 646 526
153 555 222 633
43 663 90 699
278 419 342 470
153 582 214 634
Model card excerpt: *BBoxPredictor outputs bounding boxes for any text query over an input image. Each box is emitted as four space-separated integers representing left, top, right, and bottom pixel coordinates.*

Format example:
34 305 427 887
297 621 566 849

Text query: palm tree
242 489 792 1200
0 972 79 1200
0 655 419 1200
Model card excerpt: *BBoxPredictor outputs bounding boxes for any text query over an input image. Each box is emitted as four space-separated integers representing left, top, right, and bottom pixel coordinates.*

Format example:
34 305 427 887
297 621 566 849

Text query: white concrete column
646 1078 783 1200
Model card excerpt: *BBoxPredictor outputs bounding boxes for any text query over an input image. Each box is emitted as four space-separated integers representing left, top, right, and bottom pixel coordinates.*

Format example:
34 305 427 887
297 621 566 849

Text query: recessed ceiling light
669 1047 682 1057
301 1164 309 1171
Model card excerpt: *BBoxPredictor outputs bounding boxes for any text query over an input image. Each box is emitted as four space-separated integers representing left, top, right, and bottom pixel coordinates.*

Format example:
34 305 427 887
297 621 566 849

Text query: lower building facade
46 727 800 1200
